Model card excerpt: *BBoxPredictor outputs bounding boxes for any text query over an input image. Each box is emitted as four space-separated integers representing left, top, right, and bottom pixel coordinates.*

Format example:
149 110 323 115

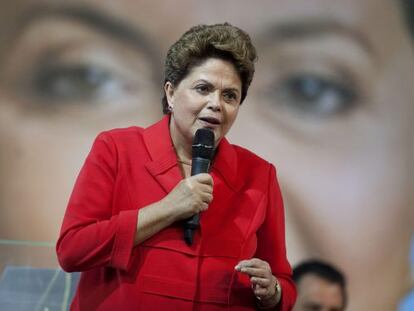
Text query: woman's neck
169 118 192 165
175 147 192 178
175 145 192 164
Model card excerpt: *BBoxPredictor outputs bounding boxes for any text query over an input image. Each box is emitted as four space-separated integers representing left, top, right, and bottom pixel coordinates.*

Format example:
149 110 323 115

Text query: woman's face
166 58 242 153
194 0 414 309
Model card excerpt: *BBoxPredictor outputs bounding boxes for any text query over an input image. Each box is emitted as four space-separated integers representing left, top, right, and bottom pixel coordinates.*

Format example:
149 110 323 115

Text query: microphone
183 128 215 245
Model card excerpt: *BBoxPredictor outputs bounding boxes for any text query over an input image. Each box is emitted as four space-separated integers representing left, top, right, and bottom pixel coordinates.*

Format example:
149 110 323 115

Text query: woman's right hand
133 173 213 245
163 173 214 221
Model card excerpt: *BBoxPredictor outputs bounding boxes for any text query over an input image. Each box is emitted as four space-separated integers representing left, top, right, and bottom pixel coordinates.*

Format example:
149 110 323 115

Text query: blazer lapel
211 137 243 193
143 115 183 194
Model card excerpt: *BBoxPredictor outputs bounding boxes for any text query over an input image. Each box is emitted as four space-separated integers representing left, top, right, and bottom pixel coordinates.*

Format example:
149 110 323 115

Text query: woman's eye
31 63 120 102
195 84 210 94
271 74 359 117
223 91 237 103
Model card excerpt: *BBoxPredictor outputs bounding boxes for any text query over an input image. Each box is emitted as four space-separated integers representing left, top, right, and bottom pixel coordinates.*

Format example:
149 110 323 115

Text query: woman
57 23 296 310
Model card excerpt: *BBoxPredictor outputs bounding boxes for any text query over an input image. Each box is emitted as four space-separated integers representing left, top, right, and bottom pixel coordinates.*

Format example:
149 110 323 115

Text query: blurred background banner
0 1 413 310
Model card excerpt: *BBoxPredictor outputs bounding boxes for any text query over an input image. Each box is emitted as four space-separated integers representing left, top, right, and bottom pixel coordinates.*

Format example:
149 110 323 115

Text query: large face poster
0 1 413 310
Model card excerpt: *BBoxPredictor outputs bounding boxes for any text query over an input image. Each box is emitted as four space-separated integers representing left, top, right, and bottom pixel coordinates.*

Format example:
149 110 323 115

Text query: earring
168 104 173 113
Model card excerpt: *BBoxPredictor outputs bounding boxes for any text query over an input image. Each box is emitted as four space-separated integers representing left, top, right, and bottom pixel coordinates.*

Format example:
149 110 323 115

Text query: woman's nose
207 92 221 112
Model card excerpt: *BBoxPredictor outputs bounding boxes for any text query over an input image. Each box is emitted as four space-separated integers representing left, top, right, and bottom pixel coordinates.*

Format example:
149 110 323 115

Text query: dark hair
162 23 258 114
293 259 347 308
400 0 414 38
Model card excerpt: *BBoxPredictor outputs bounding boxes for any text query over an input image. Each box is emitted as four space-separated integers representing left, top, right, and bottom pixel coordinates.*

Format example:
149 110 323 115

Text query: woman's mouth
198 116 221 127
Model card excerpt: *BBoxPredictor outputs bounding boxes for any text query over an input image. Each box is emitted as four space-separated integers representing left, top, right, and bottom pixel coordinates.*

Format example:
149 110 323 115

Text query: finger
193 201 208 213
184 178 196 190
253 286 270 298
235 259 254 269
195 173 214 185
199 183 213 195
236 258 267 269
237 266 268 278
201 193 213 204
200 202 209 211
250 276 271 288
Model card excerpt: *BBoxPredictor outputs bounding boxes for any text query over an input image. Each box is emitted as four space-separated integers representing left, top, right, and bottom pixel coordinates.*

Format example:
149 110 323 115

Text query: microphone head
192 128 215 160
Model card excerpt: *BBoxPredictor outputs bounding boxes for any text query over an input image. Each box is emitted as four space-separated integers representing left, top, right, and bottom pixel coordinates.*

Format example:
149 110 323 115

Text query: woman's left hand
235 258 279 306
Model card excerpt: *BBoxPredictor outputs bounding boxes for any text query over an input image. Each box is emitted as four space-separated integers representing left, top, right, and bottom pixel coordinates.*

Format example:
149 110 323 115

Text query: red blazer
57 115 296 310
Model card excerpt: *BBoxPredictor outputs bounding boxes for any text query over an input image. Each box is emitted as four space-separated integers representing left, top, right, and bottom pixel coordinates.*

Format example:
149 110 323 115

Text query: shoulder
232 143 274 171
91 126 146 150
94 116 169 147
97 126 144 142
227 143 277 185
85 126 146 161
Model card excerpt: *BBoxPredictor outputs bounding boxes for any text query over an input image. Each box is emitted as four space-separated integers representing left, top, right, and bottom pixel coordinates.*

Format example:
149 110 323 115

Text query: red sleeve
255 164 297 310
56 132 138 272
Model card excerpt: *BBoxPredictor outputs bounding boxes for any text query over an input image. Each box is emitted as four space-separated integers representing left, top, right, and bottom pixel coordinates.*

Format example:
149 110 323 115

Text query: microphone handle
184 157 211 245
191 157 211 175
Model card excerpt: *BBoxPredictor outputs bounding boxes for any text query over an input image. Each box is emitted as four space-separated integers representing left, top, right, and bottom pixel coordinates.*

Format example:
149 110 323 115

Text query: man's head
292 260 347 311
400 0 414 38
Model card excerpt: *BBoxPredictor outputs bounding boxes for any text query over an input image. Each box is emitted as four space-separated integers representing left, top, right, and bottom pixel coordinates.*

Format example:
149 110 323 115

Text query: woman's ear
164 82 174 110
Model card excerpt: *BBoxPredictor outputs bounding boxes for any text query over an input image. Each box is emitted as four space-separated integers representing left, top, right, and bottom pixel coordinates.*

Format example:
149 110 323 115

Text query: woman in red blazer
57 23 296 310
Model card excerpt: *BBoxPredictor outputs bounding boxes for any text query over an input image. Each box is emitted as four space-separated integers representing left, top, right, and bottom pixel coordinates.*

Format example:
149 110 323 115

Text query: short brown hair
162 23 258 113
